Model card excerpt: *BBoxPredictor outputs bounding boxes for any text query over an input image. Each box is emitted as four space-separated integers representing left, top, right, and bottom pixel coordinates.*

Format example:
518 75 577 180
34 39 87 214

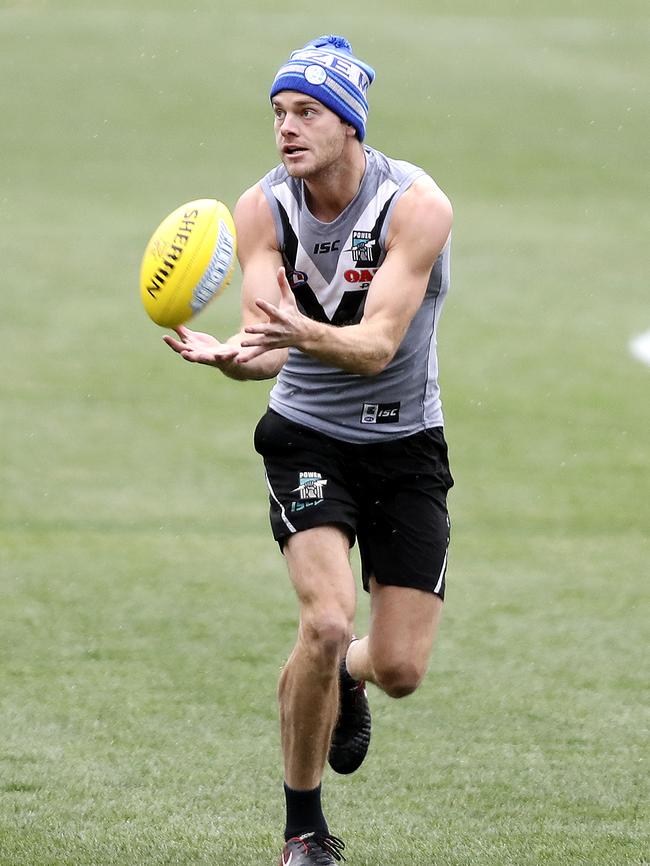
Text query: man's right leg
277 524 356 860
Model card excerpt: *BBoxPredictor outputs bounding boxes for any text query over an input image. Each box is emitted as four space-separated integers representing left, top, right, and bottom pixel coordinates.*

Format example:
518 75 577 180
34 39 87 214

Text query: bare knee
374 659 425 699
301 610 352 670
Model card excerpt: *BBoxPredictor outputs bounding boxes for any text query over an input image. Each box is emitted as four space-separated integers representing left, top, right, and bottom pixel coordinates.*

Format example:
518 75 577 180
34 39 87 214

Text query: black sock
284 782 329 841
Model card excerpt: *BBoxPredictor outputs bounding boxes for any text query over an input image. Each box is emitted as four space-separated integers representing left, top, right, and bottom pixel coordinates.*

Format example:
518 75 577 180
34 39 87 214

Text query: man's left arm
237 177 452 375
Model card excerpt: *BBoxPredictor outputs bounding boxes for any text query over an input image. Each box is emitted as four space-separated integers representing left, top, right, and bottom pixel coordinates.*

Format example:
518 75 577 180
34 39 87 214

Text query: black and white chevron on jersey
259 146 450 443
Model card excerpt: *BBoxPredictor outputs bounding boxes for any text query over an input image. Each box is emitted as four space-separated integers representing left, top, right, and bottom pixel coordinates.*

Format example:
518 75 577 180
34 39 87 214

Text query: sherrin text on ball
140 198 237 328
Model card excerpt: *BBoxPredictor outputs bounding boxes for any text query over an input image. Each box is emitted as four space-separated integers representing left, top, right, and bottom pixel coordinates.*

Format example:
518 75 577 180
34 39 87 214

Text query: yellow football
140 198 237 328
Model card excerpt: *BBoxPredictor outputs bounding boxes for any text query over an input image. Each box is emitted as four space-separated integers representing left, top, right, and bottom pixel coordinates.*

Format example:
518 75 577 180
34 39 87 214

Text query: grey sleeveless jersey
259 146 450 443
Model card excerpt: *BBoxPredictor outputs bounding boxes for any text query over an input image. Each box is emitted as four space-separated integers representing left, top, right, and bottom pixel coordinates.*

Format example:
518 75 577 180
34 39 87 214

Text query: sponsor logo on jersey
292 471 328 500
360 402 401 424
344 267 378 285
313 240 341 254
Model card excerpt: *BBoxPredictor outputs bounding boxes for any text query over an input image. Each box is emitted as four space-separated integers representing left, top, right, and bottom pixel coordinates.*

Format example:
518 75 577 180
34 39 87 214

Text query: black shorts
253 409 454 599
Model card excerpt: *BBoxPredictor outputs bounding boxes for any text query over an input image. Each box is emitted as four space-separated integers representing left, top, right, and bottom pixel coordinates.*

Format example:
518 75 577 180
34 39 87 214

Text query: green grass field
1 1 649 863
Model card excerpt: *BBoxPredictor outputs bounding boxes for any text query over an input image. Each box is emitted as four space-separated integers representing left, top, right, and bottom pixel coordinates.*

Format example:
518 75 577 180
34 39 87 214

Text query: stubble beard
281 134 346 182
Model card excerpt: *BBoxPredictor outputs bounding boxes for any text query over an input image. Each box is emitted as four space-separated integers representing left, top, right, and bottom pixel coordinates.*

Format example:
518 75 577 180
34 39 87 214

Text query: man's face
272 91 352 179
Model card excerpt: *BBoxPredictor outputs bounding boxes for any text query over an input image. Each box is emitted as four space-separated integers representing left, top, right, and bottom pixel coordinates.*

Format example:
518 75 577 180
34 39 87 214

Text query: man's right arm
163 184 288 381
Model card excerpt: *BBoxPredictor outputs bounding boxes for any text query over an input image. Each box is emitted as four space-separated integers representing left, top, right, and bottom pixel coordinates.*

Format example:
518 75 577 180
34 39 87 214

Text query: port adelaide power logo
348 231 376 263
294 472 327 499
290 472 328 513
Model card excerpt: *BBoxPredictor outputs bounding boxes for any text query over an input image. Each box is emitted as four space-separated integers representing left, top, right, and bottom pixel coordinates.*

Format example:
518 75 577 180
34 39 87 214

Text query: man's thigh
284 525 357 624
357 428 453 598
254 409 358 546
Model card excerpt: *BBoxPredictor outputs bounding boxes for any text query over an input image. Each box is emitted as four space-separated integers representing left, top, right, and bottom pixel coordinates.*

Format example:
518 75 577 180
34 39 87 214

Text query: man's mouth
283 146 307 156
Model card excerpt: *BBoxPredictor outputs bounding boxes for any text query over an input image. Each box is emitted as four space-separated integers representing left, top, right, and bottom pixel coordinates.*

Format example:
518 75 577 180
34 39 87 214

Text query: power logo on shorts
290 472 328 513
293 471 328 500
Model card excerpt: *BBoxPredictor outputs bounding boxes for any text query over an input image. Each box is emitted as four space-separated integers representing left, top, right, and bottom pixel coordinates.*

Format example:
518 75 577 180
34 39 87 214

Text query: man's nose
280 113 298 135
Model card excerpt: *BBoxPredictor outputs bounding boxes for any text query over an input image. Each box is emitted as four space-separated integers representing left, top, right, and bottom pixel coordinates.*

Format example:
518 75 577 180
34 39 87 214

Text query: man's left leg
327 578 443 775
329 427 452 773
346 578 443 698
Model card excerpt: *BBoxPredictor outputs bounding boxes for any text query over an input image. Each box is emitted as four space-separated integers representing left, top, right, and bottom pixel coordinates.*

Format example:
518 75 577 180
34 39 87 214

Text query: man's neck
303 144 367 223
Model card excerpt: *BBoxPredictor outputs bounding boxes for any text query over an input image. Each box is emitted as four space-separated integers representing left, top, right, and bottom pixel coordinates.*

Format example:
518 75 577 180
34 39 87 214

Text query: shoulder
234 183 274 234
366 147 452 240
233 183 278 256
387 175 452 253
235 181 267 215
396 175 452 231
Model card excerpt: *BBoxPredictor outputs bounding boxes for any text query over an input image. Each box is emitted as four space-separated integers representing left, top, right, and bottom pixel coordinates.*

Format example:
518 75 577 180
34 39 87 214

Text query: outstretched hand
238 267 313 362
163 267 307 372
163 325 239 368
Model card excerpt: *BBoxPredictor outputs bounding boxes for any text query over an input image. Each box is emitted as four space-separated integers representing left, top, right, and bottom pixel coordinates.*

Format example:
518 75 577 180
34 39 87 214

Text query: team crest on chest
348 230 377 263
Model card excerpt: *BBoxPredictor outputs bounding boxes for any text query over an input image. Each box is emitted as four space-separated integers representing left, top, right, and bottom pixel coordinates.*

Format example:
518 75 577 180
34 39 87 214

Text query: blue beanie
270 35 376 141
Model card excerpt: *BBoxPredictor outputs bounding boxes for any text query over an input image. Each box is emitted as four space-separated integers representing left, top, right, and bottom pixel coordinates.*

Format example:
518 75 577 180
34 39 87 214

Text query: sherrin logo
139 198 237 328
145 209 198 298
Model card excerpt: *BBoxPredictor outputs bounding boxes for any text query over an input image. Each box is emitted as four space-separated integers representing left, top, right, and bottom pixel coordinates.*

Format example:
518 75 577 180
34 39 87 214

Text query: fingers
277 265 291 294
162 338 197 361
241 321 286 346
163 332 237 366
213 346 239 361
162 334 186 353
248 268 294 320
163 325 196 353
181 347 238 366
253 297 279 317
239 334 274 349
278 267 298 307
235 344 271 363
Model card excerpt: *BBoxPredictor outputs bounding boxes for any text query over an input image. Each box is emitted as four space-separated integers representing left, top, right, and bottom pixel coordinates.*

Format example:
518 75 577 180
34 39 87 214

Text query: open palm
163 325 238 366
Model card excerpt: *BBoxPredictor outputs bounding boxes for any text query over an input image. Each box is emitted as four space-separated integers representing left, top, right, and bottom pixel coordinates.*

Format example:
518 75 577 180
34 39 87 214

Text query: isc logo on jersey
361 402 400 424
313 241 340 254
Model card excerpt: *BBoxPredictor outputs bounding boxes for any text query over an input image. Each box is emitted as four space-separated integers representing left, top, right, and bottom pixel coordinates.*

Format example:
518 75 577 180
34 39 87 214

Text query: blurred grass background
1 1 648 864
